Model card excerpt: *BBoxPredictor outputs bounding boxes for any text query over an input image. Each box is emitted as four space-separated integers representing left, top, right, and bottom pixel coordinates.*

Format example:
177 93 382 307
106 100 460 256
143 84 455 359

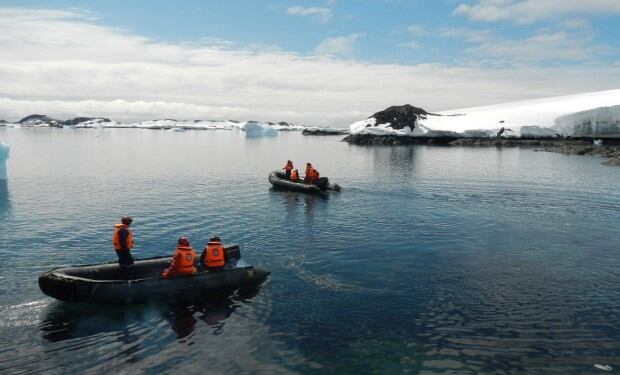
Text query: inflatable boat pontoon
38 245 269 304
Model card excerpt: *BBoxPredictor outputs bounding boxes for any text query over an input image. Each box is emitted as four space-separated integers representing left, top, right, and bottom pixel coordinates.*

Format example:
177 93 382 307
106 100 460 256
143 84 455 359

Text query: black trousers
116 249 134 266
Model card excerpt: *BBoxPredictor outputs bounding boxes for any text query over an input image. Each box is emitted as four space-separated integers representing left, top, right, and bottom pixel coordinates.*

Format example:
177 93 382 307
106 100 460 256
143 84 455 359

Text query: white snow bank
126 119 237 130
0 142 9 180
423 89 620 135
349 89 620 137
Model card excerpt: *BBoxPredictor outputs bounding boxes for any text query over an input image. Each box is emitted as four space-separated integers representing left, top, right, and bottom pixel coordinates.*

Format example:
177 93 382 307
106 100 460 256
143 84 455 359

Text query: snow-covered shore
348 89 620 139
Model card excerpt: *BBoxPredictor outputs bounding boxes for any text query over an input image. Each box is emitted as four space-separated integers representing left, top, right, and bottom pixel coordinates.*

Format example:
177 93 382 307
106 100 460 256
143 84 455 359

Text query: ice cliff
554 105 620 137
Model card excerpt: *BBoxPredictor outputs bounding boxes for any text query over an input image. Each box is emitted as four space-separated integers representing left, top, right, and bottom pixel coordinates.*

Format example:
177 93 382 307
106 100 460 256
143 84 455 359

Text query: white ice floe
0 142 8 180
349 89 620 138
594 364 613 372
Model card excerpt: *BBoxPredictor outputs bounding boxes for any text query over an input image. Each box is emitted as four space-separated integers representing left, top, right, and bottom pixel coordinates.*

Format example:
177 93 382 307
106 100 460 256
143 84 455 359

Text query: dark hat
121 216 133 225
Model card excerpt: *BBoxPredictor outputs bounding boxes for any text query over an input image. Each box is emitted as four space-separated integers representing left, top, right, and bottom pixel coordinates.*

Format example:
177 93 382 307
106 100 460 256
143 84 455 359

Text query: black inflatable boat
268 171 340 195
38 245 269 304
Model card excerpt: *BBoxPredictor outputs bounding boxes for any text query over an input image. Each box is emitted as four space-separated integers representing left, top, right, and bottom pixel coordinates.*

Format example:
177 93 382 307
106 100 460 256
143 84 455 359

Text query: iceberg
0 142 9 180
242 121 278 138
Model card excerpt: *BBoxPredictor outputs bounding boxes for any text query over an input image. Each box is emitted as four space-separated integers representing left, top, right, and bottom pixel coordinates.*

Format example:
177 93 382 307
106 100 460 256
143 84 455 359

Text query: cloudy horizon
1 2 619 126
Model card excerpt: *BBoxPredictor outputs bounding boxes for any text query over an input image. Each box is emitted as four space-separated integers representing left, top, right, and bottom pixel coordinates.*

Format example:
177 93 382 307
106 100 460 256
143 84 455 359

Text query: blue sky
0 1 619 125
3 0 618 64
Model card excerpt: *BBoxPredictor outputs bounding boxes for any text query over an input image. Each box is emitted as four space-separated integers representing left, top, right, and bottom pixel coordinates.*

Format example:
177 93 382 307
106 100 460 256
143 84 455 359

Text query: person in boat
283 160 294 179
161 236 197 278
290 168 299 182
112 216 134 267
304 163 320 183
201 236 225 270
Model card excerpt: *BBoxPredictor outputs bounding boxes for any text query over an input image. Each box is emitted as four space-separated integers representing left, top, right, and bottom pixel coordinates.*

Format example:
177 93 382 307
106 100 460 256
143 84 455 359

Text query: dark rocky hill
370 104 434 131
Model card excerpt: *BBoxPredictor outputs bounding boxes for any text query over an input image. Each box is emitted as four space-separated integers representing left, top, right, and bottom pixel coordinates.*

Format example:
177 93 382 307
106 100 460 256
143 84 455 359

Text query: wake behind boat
268 171 341 195
39 244 269 304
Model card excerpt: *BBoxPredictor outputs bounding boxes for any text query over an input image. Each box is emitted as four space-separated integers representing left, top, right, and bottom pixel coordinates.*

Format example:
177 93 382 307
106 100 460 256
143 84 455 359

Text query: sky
0 0 619 126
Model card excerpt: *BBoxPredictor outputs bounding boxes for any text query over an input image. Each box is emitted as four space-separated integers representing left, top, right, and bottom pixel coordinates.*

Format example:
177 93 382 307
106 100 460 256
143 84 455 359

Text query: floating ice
243 121 278 138
594 364 612 372
0 142 9 180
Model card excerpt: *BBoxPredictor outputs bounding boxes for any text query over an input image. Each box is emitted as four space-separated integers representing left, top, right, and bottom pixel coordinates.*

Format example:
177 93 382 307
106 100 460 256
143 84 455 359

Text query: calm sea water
0 127 619 374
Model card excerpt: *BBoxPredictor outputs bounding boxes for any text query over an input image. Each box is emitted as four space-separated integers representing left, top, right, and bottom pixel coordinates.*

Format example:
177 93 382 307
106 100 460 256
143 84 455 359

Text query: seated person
304 163 320 183
161 237 197 278
201 236 225 270
283 160 294 178
311 168 320 183
290 168 299 182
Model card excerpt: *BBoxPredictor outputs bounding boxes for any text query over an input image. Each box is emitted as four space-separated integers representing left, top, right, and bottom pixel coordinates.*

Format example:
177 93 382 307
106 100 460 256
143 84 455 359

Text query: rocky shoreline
302 127 349 136
343 135 620 166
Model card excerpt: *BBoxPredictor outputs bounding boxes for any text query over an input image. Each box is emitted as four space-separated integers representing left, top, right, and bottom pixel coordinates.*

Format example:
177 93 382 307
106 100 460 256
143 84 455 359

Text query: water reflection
272 189 322 224
0 180 10 218
166 306 197 339
40 287 262 343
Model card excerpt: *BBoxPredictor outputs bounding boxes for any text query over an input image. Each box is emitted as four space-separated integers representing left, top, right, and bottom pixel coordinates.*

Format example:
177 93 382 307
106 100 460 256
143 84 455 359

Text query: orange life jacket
305 166 313 181
112 224 134 251
205 241 225 268
312 169 320 182
290 169 299 181
174 245 196 274
284 161 293 172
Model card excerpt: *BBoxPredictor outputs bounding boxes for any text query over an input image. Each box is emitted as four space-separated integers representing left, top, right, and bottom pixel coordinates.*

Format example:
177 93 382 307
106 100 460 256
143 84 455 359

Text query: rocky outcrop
19 114 62 127
302 127 349 136
343 133 458 145
62 117 111 126
370 104 433 131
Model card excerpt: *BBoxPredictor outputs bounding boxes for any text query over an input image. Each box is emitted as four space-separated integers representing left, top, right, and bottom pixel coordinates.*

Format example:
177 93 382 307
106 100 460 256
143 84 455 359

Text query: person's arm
118 228 129 251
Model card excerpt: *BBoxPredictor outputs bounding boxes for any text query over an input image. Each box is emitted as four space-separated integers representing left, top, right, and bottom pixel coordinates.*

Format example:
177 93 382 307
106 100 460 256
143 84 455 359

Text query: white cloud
560 18 590 29
0 7 619 126
406 24 612 64
314 33 364 57
454 0 620 23
437 27 493 43
286 6 332 22
468 31 612 62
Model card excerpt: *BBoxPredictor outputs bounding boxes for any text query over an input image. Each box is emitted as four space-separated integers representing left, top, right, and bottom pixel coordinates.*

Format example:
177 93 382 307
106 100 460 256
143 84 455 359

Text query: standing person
112 216 134 267
283 160 294 179
162 237 197 278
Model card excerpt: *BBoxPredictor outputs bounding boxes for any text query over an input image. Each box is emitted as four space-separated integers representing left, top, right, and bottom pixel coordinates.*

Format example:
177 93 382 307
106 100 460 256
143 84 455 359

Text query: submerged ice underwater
0 128 619 374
